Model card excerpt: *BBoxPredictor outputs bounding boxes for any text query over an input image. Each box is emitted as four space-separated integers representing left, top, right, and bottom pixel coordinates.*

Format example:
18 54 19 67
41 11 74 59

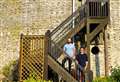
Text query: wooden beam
86 22 91 70
19 34 23 82
88 18 108 42
44 30 51 80
104 28 109 76
87 18 108 23
48 55 78 82
99 31 104 45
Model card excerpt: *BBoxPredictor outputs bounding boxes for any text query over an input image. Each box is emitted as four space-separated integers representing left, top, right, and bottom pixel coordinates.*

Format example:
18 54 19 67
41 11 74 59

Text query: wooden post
44 30 51 80
86 1 92 82
87 23 91 70
86 0 90 69
86 0 90 17
86 22 92 82
104 27 109 76
19 34 23 82
45 30 51 54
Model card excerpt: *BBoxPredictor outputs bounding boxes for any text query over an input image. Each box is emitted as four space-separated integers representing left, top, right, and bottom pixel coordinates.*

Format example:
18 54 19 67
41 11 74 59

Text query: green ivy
111 66 120 82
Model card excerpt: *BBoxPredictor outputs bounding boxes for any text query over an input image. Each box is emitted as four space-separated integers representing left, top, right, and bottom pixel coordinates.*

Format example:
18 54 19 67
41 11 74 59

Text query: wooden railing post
86 0 89 17
45 30 51 54
19 34 23 82
44 30 51 80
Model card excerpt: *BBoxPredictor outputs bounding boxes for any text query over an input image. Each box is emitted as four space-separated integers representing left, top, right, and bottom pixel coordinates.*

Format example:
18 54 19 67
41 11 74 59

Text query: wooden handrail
51 4 86 45
57 17 87 47
50 40 73 58
50 4 87 37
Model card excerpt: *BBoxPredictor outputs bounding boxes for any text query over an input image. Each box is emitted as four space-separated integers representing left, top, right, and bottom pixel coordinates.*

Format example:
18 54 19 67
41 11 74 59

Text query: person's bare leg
80 72 82 82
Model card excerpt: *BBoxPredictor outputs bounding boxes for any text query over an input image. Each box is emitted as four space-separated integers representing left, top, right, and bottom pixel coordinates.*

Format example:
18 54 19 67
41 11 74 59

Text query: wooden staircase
46 0 109 82
51 4 87 47
19 1 109 82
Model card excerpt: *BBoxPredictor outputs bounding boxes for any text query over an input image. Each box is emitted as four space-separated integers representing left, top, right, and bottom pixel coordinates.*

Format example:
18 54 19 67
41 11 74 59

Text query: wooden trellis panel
19 34 48 82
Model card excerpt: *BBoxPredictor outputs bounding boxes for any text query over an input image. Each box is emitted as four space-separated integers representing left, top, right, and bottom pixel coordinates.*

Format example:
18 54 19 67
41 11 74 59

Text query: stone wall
90 0 120 77
1 0 120 79
107 0 120 71
0 0 72 70
90 45 106 77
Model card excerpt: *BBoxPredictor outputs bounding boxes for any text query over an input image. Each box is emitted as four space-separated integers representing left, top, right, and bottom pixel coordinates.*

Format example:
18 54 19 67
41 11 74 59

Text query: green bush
2 64 10 77
92 77 114 82
23 74 52 82
23 78 52 82
111 66 120 82
93 66 120 82
1 60 19 82
2 60 16 77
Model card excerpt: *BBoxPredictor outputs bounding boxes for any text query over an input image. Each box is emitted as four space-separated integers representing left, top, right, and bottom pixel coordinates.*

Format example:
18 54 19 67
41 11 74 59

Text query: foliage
92 77 114 82
111 66 120 82
23 74 52 82
1 60 19 81
2 60 16 77
93 66 120 82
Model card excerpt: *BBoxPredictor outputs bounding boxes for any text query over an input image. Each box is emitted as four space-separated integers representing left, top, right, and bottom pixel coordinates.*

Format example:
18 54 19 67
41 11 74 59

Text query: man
62 38 76 73
76 47 88 82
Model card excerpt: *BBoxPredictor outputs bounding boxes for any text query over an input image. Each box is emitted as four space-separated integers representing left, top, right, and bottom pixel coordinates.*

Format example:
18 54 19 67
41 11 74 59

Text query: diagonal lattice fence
19 34 48 82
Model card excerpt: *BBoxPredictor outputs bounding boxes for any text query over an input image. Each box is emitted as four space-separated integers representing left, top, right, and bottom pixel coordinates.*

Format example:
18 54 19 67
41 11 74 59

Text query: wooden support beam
87 18 107 24
44 30 51 80
86 2 91 71
88 18 108 42
86 22 91 70
19 34 23 82
90 31 104 45
99 31 104 45
104 27 109 76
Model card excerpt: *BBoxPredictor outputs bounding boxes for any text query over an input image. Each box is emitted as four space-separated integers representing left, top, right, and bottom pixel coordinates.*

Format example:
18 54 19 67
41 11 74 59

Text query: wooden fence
19 34 48 82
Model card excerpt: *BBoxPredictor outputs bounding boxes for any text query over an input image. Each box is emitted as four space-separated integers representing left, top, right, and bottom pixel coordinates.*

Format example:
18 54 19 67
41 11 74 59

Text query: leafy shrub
93 66 120 82
111 66 120 82
92 77 114 82
2 60 16 77
1 60 19 81
23 74 52 82
2 64 10 77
